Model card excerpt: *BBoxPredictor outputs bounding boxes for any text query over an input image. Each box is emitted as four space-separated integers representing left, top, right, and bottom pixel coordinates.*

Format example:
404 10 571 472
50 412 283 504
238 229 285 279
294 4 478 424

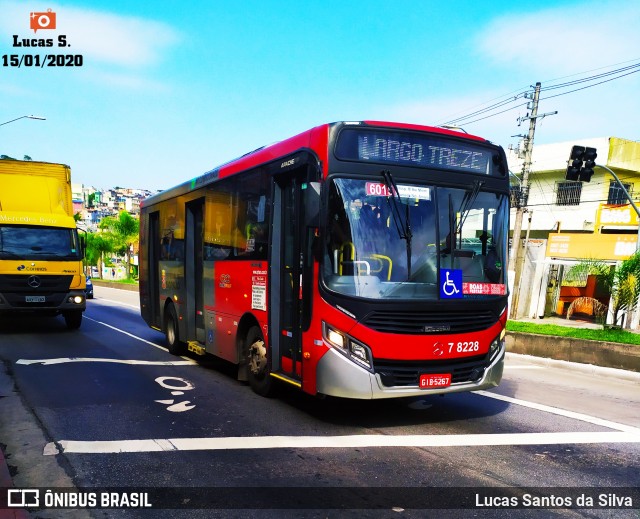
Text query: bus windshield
0 225 82 260
323 177 509 300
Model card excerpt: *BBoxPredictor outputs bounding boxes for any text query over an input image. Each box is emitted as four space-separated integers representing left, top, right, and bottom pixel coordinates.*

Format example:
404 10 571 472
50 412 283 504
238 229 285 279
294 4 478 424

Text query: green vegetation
93 277 138 286
507 320 640 346
85 211 139 280
566 253 640 328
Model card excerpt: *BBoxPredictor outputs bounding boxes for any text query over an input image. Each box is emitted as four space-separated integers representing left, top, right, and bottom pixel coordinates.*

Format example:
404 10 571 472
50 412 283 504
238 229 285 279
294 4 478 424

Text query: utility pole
509 82 557 319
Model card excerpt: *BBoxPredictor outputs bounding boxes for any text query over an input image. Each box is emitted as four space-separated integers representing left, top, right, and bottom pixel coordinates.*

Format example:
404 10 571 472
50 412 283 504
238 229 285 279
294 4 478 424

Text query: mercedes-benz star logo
27 275 41 288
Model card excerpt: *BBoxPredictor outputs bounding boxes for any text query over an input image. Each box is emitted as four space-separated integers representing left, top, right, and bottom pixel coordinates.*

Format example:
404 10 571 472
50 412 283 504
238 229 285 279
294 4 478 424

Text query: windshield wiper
455 180 484 240
381 169 413 278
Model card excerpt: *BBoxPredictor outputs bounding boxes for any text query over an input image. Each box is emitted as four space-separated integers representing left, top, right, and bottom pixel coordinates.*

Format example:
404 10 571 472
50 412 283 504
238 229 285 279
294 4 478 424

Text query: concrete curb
506 331 640 374
506 352 640 383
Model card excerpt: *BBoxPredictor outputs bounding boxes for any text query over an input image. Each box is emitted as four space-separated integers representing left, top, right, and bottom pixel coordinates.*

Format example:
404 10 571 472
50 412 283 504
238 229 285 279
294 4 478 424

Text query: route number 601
448 341 480 353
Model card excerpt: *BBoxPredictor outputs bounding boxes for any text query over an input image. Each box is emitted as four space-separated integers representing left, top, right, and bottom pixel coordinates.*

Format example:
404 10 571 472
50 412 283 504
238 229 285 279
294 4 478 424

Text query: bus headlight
322 322 373 370
68 295 85 304
326 328 345 349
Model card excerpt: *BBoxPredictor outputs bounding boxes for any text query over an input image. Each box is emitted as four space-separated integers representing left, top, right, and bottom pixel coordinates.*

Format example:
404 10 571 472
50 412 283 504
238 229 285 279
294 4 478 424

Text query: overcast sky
1 0 638 191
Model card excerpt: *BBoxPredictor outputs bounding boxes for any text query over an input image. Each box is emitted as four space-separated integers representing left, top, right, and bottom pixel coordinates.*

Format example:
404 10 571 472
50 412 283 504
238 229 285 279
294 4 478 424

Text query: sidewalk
0 367 30 519
0 448 29 519
508 313 640 375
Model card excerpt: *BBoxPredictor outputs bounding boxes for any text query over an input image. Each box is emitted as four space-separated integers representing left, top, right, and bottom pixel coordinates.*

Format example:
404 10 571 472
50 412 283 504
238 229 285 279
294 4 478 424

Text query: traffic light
580 147 597 182
565 145 585 181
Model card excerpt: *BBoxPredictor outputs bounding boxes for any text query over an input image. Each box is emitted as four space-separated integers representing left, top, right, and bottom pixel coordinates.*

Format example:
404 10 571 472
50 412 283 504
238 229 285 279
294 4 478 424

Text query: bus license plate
419 373 451 388
25 296 45 303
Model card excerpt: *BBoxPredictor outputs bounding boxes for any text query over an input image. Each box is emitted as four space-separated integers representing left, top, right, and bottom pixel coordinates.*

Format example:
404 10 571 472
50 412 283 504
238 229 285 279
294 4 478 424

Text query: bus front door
271 172 308 384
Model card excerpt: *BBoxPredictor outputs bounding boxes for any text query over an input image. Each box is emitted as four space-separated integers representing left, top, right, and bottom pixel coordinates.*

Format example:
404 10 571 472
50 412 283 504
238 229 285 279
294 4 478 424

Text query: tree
85 232 114 279
99 211 139 279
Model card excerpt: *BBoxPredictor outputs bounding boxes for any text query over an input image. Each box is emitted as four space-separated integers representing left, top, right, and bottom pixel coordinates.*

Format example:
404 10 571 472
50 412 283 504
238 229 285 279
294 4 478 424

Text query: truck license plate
25 296 45 303
419 373 451 388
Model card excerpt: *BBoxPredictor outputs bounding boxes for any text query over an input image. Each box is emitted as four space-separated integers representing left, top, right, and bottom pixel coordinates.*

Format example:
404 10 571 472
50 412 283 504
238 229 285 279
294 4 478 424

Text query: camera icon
7 489 39 507
30 9 57 33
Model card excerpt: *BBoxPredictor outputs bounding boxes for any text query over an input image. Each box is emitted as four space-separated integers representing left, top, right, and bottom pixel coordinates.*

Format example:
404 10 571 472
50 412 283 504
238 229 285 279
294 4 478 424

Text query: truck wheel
64 310 83 330
246 326 274 397
165 304 186 355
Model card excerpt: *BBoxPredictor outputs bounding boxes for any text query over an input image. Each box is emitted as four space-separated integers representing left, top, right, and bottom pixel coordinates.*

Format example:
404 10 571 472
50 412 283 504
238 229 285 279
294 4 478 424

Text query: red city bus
139 121 510 399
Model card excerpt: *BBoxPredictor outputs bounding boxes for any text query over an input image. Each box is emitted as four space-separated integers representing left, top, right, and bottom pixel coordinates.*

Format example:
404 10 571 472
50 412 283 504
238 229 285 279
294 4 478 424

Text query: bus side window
238 194 269 260
161 231 174 260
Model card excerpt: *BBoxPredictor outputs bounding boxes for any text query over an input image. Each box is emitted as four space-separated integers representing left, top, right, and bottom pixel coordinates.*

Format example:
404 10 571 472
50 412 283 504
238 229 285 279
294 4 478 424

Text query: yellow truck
0 159 86 329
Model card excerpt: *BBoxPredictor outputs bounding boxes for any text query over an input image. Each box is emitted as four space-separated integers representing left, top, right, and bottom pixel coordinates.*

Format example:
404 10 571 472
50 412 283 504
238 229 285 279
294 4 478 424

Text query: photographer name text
3 34 83 67
476 492 634 509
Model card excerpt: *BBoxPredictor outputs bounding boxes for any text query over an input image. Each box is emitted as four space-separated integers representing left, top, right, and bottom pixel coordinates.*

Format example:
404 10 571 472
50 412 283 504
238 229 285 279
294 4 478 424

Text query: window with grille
607 180 632 205
555 181 582 206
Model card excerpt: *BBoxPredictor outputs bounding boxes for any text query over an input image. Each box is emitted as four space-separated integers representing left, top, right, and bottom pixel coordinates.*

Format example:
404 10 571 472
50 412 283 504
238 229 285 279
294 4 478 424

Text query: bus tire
63 310 83 330
165 304 186 355
246 326 274 397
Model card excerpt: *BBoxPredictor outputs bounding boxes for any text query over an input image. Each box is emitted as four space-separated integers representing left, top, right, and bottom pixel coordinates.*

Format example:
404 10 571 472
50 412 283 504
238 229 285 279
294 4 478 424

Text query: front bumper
316 342 505 399
0 289 86 313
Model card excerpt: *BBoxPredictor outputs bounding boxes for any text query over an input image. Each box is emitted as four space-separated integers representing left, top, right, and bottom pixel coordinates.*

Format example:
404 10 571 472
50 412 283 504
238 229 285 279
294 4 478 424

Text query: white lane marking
94 298 139 310
154 401 196 412
16 358 196 366
474 390 640 434
44 430 640 455
18 316 194 363
84 316 182 357
155 376 195 390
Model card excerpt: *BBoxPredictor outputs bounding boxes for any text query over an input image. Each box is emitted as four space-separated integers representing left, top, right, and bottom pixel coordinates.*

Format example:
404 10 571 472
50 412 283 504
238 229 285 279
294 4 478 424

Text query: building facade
508 137 640 323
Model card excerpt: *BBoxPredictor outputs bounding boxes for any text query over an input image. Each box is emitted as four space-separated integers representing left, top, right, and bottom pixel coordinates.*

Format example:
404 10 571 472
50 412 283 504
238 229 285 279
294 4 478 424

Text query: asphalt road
0 285 638 519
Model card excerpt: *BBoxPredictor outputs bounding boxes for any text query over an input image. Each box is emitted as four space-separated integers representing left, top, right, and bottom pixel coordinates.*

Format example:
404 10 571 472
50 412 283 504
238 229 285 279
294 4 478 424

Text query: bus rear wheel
246 326 274 397
165 305 186 356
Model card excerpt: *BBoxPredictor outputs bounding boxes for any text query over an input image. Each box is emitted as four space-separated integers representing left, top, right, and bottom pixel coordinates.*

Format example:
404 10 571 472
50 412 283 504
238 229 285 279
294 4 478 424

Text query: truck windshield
0 225 82 260
322 177 509 300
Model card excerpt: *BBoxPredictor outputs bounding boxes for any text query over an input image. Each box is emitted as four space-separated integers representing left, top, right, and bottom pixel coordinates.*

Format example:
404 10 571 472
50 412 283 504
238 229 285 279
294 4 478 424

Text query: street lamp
0 115 46 127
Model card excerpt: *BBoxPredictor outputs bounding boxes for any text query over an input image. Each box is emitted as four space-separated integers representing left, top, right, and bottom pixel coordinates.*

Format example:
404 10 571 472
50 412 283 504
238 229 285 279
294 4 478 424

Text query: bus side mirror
304 182 320 227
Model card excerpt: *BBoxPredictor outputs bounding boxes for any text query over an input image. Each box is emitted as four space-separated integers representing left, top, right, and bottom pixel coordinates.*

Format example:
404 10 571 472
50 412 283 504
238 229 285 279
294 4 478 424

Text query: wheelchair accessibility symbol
440 269 463 299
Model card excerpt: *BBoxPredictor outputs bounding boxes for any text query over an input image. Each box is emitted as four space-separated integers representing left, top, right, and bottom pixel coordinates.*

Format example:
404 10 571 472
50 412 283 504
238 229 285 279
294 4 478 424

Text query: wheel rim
248 338 267 376
167 317 176 345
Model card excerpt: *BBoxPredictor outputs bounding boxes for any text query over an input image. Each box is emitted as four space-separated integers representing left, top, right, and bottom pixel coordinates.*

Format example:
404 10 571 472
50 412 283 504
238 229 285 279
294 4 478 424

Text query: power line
541 62 640 91
439 61 640 128
539 57 640 87
442 93 527 125
541 68 640 101
446 100 529 126
435 87 531 125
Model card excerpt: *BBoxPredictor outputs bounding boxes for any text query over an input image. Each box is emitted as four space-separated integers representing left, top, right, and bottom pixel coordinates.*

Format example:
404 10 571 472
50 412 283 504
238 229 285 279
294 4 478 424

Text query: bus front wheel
246 326 274 397
165 305 186 356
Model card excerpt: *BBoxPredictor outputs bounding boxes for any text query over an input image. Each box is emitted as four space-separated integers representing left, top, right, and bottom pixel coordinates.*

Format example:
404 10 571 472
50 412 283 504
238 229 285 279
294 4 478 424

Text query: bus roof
141 121 491 208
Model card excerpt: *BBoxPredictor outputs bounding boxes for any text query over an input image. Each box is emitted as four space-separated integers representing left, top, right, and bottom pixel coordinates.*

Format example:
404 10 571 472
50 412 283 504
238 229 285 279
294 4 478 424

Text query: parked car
85 276 94 299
